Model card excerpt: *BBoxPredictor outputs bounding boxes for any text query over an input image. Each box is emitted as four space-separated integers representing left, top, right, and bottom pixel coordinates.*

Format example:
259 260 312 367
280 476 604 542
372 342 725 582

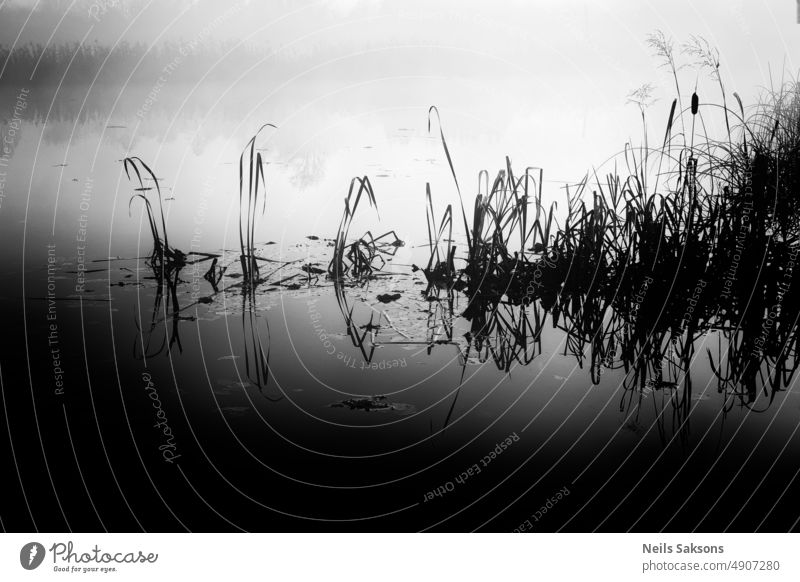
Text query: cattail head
691 92 699 115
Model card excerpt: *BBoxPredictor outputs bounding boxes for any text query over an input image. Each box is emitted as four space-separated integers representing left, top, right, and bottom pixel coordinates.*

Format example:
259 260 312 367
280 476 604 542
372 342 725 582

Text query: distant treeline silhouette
0 40 297 123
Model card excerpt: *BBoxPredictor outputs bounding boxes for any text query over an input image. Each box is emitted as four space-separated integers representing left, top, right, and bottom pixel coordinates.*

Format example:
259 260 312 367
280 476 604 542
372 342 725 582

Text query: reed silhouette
327 175 403 280
238 124 277 289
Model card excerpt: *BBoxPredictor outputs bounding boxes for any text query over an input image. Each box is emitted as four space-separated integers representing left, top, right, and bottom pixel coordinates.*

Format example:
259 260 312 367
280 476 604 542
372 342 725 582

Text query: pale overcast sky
2 0 799 244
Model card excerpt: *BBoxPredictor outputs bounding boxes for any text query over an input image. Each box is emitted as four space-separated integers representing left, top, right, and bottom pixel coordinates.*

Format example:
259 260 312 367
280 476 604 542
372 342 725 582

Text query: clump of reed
418 34 800 411
238 124 276 288
423 107 554 302
538 34 800 410
124 156 185 271
421 185 456 293
327 175 403 279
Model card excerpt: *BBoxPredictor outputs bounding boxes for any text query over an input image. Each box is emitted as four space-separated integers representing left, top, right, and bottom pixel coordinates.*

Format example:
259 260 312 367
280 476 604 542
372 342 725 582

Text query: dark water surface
1 235 798 532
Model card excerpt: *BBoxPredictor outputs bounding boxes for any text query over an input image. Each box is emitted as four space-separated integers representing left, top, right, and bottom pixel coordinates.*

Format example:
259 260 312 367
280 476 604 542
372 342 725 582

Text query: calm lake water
2 80 800 533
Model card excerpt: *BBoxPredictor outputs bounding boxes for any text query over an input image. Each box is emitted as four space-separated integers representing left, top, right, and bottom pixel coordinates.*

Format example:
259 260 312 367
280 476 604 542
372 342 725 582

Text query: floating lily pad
377 293 401 303
301 264 326 275
329 395 414 414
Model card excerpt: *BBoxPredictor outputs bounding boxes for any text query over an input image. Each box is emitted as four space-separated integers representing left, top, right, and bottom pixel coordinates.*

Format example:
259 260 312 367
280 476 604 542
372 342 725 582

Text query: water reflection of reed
134 260 185 359
333 276 383 364
462 296 544 372
239 294 282 402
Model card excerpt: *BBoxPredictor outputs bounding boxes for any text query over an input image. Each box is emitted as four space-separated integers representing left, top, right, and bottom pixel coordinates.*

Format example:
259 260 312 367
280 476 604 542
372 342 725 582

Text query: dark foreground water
1 232 799 533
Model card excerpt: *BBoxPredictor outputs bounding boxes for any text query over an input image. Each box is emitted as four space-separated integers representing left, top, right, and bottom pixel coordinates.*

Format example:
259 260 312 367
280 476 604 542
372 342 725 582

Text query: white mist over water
2 0 799 258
